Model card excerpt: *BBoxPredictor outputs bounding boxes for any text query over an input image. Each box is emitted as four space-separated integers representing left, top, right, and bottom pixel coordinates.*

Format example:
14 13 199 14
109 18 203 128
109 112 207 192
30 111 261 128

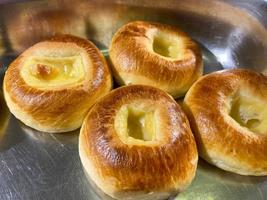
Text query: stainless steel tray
0 1 266 200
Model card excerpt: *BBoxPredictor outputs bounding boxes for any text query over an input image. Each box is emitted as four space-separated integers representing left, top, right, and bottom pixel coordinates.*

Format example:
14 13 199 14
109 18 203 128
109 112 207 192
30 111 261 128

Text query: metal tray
0 1 266 199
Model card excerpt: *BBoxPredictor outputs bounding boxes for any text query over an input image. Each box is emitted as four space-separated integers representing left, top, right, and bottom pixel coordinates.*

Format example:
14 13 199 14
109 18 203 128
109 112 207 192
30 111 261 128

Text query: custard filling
152 31 185 59
21 56 85 88
115 105 157 143
229 89 267 135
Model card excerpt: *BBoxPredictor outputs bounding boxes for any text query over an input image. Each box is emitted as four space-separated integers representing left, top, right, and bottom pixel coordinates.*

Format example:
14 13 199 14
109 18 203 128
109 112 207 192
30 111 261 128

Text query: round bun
79 85 198 200
3 34 112 133
184 69 267 176
109 21 203 98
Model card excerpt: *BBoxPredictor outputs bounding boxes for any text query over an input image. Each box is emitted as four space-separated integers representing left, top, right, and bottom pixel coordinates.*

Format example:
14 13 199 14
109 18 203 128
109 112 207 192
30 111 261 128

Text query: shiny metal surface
0 0 266 199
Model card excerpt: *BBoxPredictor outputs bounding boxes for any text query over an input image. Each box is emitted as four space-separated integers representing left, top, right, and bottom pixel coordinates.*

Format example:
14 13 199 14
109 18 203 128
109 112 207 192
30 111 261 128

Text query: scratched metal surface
0 0 267 200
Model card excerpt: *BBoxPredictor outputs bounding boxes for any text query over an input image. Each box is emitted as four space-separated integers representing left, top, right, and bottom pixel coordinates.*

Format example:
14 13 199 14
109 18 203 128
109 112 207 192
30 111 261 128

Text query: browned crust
79 85 198 197
4 34 112 132
184 69 267 175
109 21 203 98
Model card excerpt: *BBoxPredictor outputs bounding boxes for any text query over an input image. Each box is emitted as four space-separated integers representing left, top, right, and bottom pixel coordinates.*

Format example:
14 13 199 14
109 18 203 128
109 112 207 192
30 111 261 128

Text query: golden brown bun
184 69 267 176
109 21 203 98
3 34 112 133
79 85 198 200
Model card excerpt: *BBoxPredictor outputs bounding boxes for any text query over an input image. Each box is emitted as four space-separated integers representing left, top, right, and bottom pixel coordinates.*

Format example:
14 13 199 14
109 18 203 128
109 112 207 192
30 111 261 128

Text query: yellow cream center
21 56 85 88
115 105 157 144
152 31 185 59
229 89 267 135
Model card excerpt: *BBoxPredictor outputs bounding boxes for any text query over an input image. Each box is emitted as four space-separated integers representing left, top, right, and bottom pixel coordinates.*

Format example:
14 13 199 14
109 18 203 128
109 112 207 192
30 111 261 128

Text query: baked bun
109 21 203 98
3 34 112 133
79 85 198 200
184 69 267 176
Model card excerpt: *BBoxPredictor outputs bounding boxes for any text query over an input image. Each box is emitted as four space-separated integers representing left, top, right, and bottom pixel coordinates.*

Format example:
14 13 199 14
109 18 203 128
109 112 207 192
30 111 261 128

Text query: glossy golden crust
4 34 112 133
109 21 203 98
79 85 198 200
184 69 267 176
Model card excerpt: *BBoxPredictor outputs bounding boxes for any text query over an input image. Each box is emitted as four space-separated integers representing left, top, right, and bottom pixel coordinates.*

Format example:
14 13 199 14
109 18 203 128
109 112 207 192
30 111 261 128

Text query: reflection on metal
176 160 266 200
0 89 10 143
6 7 86 53
20 123 78 145
0 0 266 200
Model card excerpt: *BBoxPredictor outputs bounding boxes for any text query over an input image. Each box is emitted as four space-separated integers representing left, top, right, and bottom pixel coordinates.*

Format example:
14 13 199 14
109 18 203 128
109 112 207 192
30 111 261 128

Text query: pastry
79 85 198 199
3 34 112 133
109 21 203 98
184 69 267 175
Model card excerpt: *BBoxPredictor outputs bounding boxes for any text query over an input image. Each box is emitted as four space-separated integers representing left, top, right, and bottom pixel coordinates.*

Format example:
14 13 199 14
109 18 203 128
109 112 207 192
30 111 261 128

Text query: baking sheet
0 1 267 199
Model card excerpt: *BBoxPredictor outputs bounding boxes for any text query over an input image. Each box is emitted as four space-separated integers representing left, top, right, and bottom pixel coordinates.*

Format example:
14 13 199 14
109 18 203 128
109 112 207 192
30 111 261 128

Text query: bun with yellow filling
79 85 198 200
184 69 267 176
3 34 112 133
109 21 203 98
